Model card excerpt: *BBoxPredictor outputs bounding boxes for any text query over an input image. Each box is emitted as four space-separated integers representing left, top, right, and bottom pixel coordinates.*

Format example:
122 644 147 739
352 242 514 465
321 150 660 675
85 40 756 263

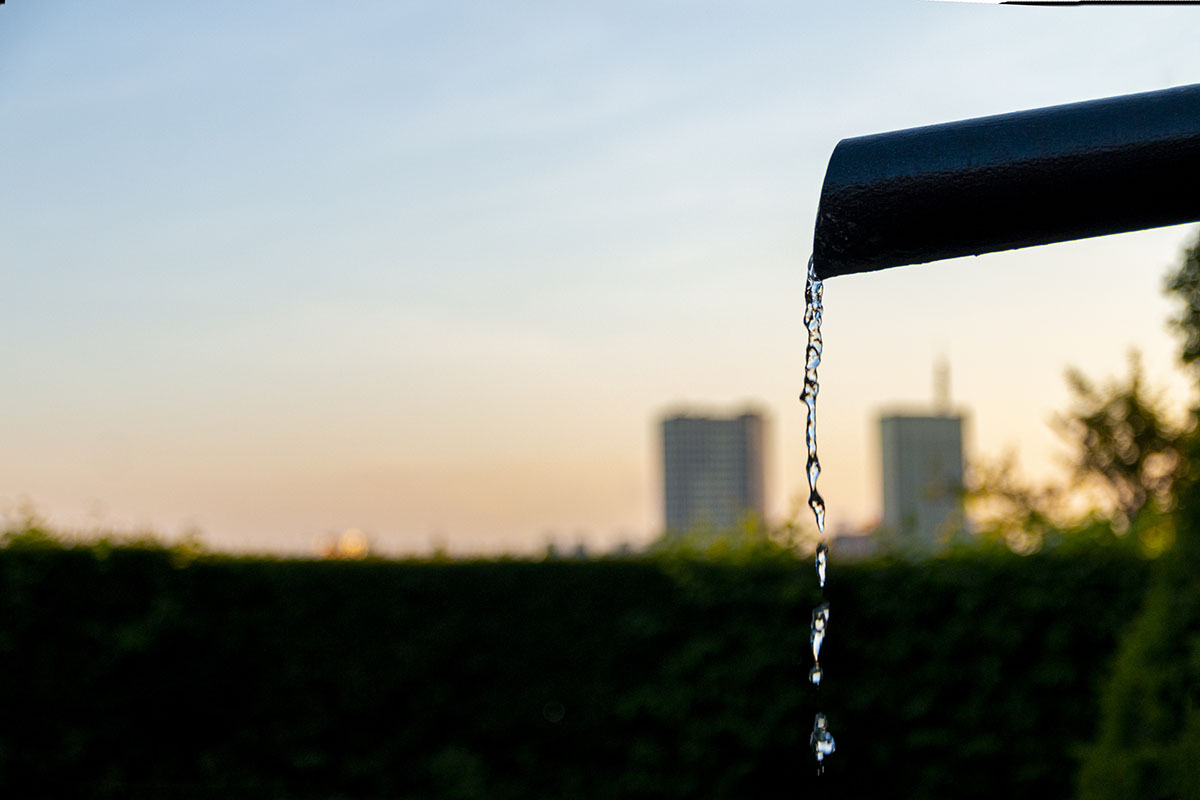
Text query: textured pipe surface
813 84 1200 280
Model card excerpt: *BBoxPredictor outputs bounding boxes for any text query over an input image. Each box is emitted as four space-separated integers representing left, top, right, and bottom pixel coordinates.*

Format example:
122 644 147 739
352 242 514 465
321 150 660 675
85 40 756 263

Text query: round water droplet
809 664 823 686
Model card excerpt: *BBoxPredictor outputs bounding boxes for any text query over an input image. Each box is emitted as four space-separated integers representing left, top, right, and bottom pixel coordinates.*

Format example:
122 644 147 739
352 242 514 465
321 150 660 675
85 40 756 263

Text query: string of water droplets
803 256 836 772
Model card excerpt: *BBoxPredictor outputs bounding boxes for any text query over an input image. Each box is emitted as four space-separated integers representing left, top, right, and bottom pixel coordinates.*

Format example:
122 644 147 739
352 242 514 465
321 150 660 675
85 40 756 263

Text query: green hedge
1077 455 1200 799
0 546 1148 799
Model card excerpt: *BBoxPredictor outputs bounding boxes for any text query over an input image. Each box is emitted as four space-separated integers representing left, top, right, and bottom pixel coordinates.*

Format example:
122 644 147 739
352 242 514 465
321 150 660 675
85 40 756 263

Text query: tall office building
661 410 766 534
879 414 965 548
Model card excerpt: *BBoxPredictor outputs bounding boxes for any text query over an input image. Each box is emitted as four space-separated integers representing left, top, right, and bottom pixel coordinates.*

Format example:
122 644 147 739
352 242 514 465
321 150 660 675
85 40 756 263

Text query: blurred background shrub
0 531 1147 799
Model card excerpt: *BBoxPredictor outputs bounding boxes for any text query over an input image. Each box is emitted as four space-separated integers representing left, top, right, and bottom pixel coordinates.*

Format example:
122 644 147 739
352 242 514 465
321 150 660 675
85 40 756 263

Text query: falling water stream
802 256 826 536
802 255 835 772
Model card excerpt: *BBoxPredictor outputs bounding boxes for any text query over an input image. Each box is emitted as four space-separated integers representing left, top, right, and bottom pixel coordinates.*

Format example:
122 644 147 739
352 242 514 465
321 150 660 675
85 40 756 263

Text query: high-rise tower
661 411 766 534
879 414 965 548
879 361 966 548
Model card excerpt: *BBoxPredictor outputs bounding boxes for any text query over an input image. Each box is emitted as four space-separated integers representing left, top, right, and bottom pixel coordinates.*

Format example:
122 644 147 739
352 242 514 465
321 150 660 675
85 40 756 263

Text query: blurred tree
964 451 1065 554
965 353 1187 555
1078 228 1200 799
1053 351 1190 531
1164 232 1200 374
647 502 819 563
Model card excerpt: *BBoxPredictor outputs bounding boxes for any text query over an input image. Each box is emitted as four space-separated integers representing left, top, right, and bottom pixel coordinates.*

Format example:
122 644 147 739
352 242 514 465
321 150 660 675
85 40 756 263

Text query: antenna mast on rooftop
934 357 951 414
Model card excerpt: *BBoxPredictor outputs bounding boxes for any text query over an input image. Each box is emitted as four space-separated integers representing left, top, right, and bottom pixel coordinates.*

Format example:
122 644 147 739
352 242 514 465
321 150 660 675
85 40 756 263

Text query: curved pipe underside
812 84 1200 280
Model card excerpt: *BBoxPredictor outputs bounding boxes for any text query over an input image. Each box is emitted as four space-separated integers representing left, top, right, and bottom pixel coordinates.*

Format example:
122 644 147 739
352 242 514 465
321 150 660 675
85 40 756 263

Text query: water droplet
810 712 836 768
815 543 828 589
808 664 823 686
810 601 830 662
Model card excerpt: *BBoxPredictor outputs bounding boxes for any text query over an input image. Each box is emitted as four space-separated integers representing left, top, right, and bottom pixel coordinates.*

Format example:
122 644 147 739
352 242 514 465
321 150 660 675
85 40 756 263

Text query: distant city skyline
3 3 1199 555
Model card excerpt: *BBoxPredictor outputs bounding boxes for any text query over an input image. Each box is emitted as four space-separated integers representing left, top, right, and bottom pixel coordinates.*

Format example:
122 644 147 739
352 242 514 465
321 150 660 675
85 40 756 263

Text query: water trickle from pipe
802 255 835 772
803 255 826 535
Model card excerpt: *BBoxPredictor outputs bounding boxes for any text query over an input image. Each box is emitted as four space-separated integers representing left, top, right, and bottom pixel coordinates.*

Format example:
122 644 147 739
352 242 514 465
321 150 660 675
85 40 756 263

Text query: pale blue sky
3 2 1199 554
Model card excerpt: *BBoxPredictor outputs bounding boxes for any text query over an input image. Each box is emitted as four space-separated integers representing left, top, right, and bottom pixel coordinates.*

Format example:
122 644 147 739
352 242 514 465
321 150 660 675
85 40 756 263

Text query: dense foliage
0 540 1147 799
1076 439 1200 800
1075 228 1200 799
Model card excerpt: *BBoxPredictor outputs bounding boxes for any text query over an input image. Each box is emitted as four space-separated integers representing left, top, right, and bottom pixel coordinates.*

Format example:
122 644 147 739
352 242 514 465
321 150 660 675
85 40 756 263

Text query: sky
3 1 1200 556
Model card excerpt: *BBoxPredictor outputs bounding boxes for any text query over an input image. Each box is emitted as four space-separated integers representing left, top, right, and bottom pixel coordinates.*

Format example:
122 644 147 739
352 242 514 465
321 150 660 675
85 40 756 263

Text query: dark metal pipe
813 84 1200 280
